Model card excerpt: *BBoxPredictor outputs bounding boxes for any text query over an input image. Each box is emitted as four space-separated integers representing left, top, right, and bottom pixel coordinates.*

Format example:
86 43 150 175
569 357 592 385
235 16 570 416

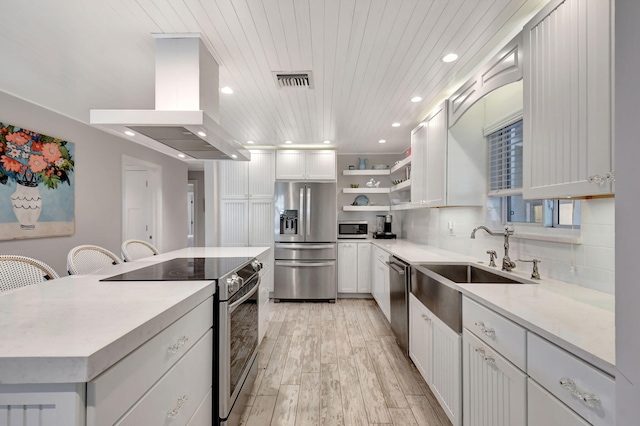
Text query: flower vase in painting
0 122 75 240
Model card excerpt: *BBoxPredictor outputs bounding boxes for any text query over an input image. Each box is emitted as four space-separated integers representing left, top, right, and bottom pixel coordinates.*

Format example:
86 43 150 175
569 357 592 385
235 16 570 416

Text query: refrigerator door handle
299 187 304 236
306 187 311 236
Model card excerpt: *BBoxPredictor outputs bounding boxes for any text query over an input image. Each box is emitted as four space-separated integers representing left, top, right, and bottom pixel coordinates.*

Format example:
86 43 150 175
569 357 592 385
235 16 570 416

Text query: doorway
122 156 162 250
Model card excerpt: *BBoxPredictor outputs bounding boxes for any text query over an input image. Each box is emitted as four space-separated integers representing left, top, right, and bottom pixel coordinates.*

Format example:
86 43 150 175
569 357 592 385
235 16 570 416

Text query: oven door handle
275 261 334 267
228 278 260 313
275 243 335 250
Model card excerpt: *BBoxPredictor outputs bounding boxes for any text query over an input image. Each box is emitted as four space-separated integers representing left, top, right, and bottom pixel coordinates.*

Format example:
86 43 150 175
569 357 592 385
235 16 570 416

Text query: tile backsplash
400 198 615 294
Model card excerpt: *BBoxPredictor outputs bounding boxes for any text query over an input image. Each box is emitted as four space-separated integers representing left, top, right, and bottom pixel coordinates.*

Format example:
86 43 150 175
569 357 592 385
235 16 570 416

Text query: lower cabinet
462 328 526 426
462 295 614 426
372 256 390 321
337 242 371 293
528 379 589 426
409 293 462 426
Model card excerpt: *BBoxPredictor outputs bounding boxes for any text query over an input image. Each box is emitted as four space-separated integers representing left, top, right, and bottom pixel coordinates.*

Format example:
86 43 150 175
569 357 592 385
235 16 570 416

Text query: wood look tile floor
240 299 452 426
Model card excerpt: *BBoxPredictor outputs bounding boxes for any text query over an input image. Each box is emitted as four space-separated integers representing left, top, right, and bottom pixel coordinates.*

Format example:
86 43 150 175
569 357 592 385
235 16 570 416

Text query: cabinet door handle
166 395 188 419
474 320 495 337
474 346 485 356
167 336 189 354
559 378 601 408
484 355 497 368
421 313 431 322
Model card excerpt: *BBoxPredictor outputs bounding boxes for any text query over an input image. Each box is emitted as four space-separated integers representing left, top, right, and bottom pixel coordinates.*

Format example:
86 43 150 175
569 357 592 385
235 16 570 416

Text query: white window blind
488 119 523 195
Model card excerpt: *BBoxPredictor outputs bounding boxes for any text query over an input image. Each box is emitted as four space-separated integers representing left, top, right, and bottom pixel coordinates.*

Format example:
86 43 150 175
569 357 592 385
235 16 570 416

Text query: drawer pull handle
167 336 189 354
166 395 188 419
559 378 601 408
474 320 495 337
421 313 431 322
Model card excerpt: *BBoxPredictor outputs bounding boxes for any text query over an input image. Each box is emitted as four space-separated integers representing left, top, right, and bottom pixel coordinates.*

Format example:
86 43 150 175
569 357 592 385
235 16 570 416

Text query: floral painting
0 122 75 240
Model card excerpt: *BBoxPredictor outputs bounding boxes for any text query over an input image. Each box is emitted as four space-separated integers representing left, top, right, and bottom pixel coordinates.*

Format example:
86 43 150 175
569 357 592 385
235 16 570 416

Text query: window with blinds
488 119 523 195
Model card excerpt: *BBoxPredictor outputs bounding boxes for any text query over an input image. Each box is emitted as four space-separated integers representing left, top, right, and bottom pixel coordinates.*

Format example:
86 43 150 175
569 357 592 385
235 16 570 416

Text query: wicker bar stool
121 239 160 262
0 255 60 292
67 245 121 275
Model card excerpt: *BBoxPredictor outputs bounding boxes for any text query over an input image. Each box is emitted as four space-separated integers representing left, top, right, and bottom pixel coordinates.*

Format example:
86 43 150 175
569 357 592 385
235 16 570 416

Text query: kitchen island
0 246 269 426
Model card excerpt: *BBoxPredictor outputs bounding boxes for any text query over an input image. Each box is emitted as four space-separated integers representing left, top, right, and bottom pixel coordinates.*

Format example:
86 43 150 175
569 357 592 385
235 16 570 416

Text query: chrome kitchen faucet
470 226 517 272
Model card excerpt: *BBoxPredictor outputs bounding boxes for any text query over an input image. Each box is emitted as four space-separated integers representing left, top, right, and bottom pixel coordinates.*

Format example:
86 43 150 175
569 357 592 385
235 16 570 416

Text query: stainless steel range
102 256 263 426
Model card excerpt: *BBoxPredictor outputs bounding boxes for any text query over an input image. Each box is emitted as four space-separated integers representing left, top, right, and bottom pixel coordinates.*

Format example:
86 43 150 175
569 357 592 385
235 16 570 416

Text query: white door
124 170 153 244
337 243 358 293
220 199 249 247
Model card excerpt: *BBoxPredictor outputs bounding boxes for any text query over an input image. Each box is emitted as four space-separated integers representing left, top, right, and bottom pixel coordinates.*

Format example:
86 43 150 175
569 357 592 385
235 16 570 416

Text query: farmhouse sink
419 263 527 284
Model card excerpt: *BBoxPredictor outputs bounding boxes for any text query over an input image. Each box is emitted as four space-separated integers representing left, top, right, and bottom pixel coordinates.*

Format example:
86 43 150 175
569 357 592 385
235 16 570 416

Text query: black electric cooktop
100 257 255 281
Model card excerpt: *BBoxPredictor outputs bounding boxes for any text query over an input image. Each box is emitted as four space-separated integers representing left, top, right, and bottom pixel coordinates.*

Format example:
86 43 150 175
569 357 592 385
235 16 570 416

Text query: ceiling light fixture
392 122 401 127
378 139 386 144
220 86 234 94
177 153 186 158
197 131 206 137
411 96 423 103
247 140 255 144
285 140 292 144
323 140 331 144
231 154 238 159
124 130 135 137
442 53 459 63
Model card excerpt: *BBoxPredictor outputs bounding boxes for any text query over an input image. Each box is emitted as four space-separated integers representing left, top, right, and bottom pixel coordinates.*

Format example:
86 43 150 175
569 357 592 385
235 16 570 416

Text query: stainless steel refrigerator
273 182 337 301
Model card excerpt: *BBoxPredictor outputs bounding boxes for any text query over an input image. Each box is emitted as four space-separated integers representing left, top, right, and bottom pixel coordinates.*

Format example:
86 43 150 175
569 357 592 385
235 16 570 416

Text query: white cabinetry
337 242 371 293
523 0 613 198
411 102 482 208
219 151 275 248
276 150 336 181
371 245 390 321
462 329 527 426
528 379 589 426
88 298 214 426
463 295 614 426
409 293 461 426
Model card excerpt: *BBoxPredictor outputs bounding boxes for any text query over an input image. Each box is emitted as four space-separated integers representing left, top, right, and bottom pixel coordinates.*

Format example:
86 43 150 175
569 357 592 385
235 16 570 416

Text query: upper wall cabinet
523 0 613 199
276 150 336 181
219 151 275 198
411 102 483 208
449 33 523 127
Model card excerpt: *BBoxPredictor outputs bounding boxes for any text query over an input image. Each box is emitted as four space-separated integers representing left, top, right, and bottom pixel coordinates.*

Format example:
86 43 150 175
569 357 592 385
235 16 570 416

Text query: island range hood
90 34 249 161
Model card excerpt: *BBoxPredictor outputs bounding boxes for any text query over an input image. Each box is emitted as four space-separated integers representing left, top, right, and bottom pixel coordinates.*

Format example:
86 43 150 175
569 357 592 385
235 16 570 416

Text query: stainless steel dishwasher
387 255 410 354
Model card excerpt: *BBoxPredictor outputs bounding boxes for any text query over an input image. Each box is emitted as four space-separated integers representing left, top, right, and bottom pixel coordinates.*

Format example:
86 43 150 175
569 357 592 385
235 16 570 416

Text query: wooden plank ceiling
0 0 546 154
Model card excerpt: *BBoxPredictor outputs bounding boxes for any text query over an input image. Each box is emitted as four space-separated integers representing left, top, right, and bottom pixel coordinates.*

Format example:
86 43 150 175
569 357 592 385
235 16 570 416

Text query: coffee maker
373 214 396 239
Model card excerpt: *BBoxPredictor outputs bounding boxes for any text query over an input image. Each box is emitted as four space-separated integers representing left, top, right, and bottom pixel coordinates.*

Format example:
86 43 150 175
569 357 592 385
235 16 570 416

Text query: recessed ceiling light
378 139 386 144
285 140 292 144
247 140 255 144
220 86 234 94
124 130 135 137
442 53 459 63
323 140 331 144
411 96 423 103
197 131 206 137
177 153 186 158
392 122 401 127
231 154 237 159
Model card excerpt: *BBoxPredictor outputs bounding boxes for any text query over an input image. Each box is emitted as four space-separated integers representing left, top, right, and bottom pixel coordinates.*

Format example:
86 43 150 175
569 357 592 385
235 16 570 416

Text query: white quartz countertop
0 246 269 385
372 239 615 376
371 239 478 264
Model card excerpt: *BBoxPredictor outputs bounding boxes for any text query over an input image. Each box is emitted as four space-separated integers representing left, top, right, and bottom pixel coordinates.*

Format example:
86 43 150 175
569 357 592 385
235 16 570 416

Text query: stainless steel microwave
338 221 368 239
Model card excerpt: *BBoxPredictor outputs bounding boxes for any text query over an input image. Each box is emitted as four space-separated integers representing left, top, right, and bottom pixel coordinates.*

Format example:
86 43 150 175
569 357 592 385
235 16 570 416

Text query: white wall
615 0 640 421
401 198 614 293
0 90 188 275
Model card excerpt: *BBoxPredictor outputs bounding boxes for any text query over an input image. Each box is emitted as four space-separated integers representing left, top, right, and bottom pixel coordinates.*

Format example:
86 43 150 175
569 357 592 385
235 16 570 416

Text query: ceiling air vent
273 71 314 89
